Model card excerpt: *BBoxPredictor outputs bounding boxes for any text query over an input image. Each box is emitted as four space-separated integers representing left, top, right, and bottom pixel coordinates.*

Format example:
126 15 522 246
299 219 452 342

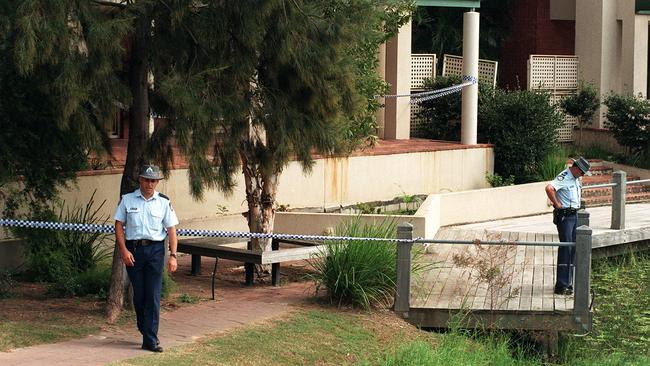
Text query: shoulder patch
158 193 170 200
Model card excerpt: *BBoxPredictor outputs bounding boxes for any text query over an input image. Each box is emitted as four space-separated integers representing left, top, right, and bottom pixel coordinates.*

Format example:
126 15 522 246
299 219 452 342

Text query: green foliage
178 293 200 304
566 253 650 358
0 270 16 299
536 146 569 181
12 192 112 296
162 269 176 300
480 89 565 183
412 0 513 60
309 217 399 309
415 75 493 140
560 82 599 123
374 333 534 366
48 264 111 298
486 173 515 187
603 93 650 160
0 1 130 216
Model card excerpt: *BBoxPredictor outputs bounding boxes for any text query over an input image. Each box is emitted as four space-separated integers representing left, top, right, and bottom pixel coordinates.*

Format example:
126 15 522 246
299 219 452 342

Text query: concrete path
0 281 311 366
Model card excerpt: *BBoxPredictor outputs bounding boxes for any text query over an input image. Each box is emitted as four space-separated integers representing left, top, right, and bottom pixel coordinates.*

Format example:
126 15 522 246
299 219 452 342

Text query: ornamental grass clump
309 217 399 310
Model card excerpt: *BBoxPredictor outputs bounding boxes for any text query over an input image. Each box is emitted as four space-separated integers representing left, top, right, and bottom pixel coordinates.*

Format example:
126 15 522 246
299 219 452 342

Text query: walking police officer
545 157 590 295
114 164 179 352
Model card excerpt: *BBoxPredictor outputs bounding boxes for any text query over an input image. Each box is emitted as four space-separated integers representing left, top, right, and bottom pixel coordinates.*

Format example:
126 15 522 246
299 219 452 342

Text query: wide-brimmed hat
572 157 591 176
139 164 163 180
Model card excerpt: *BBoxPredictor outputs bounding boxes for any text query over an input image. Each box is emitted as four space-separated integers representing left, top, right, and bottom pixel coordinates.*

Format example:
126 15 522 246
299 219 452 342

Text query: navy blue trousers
555 213 577 289
125 241 164 348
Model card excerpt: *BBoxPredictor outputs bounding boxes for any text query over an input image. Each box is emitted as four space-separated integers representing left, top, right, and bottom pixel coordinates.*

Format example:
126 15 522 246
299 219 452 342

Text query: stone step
583 183 650 196
583 192 650 206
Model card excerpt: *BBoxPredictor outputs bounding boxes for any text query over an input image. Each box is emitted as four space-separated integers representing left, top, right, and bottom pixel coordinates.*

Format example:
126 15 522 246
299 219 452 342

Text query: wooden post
574 225 592 330
577 209 590 228
611 171 626 230
394 222 413 315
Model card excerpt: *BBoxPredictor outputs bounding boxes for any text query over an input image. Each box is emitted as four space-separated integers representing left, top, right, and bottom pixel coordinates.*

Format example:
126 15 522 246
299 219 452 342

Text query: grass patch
560 252 650 364
0 319 100 351
113 308 542 366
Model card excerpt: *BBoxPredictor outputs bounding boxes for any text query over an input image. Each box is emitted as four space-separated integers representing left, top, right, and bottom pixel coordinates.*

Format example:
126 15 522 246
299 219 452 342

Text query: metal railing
394 210 592 331
583 171 650 229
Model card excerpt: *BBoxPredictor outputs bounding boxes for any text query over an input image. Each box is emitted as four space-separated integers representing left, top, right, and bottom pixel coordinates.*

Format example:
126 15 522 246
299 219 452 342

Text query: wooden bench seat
177 236 325 298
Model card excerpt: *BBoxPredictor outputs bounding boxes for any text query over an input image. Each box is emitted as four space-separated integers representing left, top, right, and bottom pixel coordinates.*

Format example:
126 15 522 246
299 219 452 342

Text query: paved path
0 282 311 366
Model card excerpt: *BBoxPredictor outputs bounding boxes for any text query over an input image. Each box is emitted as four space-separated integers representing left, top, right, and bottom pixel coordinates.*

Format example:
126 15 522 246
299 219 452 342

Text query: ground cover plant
308 218 400 309
559 251 650 364
603 93 650 167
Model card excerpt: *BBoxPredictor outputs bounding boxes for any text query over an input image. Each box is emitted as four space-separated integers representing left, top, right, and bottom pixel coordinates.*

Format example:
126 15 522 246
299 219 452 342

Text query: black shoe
142 344 164 353
554 286 573 295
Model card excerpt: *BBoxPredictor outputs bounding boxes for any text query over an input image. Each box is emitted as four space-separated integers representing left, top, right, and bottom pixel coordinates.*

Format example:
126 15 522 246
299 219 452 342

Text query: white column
461 11 479 145
384 20 412 140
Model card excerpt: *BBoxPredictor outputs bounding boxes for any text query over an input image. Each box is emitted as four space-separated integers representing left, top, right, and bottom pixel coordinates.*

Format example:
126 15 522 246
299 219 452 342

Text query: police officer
114 164 179 352
545 157 590 295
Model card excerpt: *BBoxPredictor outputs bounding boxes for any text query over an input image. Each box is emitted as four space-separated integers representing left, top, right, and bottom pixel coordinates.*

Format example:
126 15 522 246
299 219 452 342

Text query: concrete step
583 184 650 198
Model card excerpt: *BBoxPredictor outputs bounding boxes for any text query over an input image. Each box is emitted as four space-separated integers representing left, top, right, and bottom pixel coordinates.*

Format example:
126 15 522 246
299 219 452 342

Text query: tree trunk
106 11 151 323
240 151 278 272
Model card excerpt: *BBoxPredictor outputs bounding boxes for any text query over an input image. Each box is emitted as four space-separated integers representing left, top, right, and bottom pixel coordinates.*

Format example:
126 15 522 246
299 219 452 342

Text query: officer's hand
121 250 135 267
168 256 177 273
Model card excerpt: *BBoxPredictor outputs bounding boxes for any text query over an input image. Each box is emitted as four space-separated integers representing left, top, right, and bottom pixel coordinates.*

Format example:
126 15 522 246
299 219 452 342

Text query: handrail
583 182 617 189
415 238 574 247
394 219 593 332
629 178 650 185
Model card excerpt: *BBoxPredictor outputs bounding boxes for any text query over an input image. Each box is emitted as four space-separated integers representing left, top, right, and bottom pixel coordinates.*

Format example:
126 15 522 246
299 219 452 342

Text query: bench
177 237 325 299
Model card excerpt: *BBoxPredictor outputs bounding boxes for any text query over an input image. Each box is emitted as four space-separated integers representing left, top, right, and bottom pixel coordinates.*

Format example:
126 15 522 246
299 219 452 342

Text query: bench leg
245 263 254 285
272 263 280 286
191 254 201 275
211 258 218 300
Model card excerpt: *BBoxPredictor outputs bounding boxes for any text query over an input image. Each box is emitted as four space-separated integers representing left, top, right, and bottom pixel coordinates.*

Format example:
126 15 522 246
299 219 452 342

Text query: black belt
127 239 163 247
557 208 578 215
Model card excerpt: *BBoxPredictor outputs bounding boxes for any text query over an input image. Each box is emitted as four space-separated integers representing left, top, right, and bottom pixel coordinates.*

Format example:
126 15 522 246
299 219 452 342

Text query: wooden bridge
394 202 650 348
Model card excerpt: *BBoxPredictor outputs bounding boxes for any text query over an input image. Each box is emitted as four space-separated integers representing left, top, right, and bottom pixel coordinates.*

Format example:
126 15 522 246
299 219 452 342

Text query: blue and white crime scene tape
0 219 416 243
382 75 478 105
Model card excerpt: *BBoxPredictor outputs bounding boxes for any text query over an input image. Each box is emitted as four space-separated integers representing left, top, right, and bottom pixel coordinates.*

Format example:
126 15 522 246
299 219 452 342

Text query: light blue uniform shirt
113 189 179 241
549 168 582 209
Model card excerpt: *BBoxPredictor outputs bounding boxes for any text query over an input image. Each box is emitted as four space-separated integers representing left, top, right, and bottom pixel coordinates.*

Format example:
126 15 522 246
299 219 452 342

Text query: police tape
382 75 478 105
0 218 416 243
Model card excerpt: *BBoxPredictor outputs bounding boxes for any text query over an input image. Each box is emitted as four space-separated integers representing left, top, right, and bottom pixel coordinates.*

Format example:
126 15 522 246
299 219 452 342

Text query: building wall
500 0 575 89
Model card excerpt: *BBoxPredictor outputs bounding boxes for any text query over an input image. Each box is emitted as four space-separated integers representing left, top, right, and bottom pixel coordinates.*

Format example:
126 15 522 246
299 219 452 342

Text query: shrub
416 75 493 140
560 82 599 146
485 173 515 187
12 191 112 295
309 217 399 309
47 263 111 298
603 93 650 159
162 269 176 299
480 89 564 183
536 146 570 182
0 271 17 299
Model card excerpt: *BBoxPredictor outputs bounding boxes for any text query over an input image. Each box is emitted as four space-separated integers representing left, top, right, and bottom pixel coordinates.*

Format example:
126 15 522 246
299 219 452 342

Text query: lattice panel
411 54 437 89
441 54 498 87
528 55 579 91
551 92 579 143
410 101 426 137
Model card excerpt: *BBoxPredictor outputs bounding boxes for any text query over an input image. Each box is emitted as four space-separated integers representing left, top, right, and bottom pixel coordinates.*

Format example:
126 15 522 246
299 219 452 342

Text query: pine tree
147 0 413 262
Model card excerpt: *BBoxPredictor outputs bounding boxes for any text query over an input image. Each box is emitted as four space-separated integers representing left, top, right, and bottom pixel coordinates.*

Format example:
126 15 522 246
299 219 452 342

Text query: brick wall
499 0 575 89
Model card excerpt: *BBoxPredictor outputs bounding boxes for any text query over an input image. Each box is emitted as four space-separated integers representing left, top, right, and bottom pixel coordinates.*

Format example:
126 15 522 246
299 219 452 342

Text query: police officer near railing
545 157 591 295
114 164 179 353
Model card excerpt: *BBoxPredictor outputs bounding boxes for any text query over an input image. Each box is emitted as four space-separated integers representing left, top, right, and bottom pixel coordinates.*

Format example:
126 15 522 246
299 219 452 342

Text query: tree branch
90 0 127 9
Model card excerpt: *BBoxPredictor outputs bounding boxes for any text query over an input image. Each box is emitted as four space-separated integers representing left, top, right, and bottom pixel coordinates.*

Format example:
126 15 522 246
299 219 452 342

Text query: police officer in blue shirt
114 164 179 352
545 157 590 295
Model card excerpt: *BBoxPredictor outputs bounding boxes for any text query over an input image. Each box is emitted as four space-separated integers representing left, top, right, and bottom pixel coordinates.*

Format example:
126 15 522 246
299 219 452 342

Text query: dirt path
0 256 316 366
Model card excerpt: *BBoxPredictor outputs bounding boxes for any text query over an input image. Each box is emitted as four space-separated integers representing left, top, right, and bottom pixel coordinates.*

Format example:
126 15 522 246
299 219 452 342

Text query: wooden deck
406 203 650 331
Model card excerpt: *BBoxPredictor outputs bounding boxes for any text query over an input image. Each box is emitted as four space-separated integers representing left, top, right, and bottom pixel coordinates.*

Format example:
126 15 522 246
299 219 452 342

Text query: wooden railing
394 211 593 330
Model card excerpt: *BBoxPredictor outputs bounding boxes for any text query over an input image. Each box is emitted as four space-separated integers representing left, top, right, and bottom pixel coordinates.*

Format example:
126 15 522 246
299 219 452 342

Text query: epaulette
158 193 170 200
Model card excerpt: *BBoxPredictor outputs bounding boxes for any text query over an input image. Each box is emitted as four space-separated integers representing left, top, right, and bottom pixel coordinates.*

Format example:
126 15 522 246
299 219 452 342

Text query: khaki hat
139 164 163 180
572 157 591 176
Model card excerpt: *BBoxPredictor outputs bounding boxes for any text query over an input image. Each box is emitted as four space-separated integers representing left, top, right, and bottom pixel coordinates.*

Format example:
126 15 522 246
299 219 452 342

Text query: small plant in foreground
486 173 515 187
178 293 200 304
